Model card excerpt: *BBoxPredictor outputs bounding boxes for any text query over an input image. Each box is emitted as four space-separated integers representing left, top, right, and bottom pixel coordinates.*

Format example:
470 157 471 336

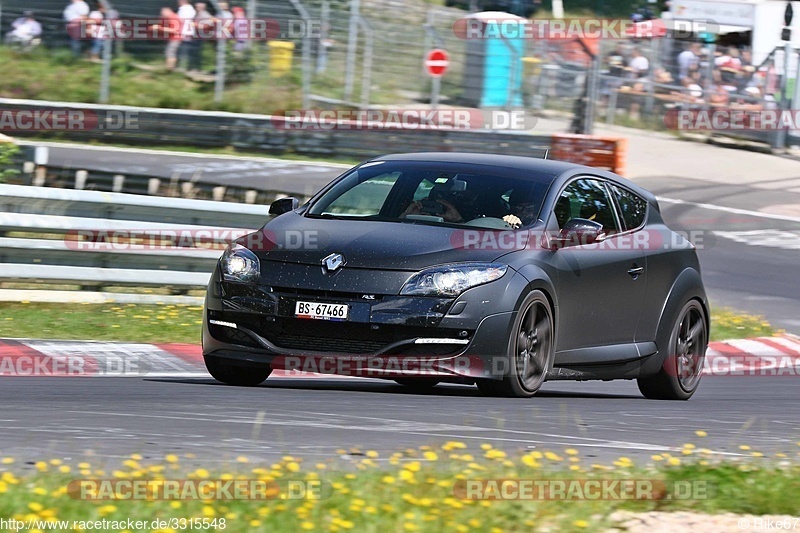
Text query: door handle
627 265 644 279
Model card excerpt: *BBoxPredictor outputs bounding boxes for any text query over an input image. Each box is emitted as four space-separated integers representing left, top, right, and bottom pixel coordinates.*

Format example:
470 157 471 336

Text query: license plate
295 301 349 321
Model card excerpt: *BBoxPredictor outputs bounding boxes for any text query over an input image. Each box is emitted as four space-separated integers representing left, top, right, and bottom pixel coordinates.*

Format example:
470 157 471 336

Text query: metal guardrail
0 98 553 158
0 183 270 292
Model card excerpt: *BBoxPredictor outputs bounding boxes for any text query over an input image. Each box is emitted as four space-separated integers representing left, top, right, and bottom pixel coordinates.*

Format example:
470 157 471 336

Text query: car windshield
306 160 553 229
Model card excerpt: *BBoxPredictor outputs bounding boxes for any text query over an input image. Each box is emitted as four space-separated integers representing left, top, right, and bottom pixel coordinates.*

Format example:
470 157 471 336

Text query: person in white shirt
5 11 42 47
176 0 198 71
64 0 90 56
627 48 649 78
87 8 105 61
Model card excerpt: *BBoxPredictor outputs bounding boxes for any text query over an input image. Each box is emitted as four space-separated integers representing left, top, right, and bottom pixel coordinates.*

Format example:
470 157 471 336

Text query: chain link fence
2 0 800 147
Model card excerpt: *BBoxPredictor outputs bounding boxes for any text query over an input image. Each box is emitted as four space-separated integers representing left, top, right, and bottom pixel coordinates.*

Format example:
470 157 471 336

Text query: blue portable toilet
461 12 527 108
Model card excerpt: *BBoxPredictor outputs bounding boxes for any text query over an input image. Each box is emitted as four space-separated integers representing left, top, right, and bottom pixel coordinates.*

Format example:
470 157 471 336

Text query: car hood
243 211 528 271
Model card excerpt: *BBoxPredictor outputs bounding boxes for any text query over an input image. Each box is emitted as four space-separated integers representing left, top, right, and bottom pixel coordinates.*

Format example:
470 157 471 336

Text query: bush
0 141 21 184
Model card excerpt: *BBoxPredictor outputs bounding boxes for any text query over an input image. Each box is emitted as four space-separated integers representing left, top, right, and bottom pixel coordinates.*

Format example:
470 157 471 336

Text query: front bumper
202 265 529 381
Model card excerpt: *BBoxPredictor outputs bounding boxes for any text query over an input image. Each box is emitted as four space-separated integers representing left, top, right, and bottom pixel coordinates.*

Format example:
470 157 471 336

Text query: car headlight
400 263 507 297
220 243 260 283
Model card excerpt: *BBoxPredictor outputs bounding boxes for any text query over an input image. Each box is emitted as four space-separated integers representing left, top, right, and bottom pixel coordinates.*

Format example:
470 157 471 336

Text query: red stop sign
425 49 449 78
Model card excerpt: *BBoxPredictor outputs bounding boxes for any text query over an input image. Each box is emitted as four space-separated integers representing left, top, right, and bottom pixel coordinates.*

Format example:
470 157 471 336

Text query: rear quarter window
611 185 647 231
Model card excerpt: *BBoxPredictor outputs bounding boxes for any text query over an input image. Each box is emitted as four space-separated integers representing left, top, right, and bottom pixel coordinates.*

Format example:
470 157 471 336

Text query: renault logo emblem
322 253 346 273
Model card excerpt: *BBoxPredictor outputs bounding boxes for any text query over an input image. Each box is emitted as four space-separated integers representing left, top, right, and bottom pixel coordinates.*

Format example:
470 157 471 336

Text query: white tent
670 0 800 64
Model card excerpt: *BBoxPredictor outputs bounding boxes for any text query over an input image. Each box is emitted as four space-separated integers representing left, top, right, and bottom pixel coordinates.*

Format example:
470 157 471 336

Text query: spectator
705 71 731 105
216 1 234 47
191 2 214 72
600 44 626 105
677 42 701 80
64 0 90 57
176 0 197 71
217 2 233 21
651 66 674 94
628 48 649 78
715 46 742 69
231 6 248 52
87 6 105 61
5 11 42 48
606 44 627 77
740 50 754 71
152 7 183 70
680 74 703 100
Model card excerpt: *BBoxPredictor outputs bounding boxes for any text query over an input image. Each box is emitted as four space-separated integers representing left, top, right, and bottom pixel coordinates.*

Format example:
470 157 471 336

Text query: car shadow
144 378 642 399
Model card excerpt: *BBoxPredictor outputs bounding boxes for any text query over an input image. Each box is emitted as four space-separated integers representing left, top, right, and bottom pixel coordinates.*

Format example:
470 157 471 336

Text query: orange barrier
549 134 627 176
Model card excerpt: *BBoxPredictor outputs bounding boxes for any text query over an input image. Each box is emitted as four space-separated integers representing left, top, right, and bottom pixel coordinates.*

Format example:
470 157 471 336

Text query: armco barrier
0 183 270 294
0 98 555 158
1 98 631 177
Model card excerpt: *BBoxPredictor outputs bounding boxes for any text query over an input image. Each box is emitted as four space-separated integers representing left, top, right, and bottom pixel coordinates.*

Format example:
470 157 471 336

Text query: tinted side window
610 185 647 231
554 178 619 233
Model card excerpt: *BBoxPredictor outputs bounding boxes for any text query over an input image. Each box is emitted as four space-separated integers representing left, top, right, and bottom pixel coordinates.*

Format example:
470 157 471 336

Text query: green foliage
0 142 21 184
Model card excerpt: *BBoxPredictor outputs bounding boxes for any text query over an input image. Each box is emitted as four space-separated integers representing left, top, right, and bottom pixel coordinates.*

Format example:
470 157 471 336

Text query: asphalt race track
1 376 798 467
32 142 346 196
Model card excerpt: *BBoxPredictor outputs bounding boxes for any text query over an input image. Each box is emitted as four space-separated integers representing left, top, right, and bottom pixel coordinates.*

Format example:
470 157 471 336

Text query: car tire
394 379 440 391
204 356 272 386
477 290 554 398
637 300 707 400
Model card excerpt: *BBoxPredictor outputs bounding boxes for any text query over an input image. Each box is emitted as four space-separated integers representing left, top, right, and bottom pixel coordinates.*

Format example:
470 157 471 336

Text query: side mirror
269 197 299 216
550 218 605 250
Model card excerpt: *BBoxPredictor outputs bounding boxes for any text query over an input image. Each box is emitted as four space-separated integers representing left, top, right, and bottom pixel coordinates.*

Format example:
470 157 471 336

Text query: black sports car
203 153 709 399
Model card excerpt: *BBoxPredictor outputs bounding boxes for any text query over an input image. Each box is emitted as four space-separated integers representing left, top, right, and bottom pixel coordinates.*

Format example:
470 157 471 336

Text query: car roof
369 152 656 205
370 152 579 176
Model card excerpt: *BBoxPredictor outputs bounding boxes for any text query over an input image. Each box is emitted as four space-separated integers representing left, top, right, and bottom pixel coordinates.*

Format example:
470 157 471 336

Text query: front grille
210 310 470 355
267 334 386 354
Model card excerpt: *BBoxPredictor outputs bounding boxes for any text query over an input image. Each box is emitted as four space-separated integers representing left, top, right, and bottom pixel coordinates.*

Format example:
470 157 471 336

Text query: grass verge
0 303 781 344
0 303 202 344
0 444 798 533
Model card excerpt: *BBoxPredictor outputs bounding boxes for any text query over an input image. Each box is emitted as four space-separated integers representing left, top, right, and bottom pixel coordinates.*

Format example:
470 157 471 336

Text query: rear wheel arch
640 267 708 380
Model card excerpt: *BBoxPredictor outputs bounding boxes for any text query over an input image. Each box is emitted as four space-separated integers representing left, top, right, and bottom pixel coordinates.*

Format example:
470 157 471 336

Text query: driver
400 182 467 223
400 196 463 223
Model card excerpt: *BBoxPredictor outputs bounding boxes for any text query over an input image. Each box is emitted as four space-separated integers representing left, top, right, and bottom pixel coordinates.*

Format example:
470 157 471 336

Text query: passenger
502 187 540 229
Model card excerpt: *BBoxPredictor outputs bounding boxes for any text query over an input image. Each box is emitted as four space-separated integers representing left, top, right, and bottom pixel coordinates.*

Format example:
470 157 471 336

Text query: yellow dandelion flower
405 461 421 472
